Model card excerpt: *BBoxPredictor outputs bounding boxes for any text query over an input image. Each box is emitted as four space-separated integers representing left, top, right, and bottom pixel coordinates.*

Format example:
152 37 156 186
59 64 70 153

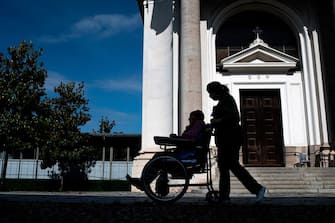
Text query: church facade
133 0 335 176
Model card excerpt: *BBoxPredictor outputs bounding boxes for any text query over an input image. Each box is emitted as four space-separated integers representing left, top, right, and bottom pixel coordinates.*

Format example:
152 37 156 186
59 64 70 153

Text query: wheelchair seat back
180 127 212 170
153 127 212 171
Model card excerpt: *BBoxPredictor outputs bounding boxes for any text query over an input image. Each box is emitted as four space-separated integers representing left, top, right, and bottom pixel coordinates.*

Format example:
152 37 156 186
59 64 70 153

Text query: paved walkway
1 191 335 223
1 191 335 206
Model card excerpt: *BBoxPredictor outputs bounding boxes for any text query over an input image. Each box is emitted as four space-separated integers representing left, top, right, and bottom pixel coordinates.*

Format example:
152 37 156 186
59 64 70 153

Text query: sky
0 0 143 134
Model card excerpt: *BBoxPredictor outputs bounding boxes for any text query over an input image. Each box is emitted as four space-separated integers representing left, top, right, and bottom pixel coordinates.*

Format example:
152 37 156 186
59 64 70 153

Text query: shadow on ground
0 195 334 223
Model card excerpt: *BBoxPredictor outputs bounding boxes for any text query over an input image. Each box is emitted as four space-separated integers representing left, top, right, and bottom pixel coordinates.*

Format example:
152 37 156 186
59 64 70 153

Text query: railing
319 147 335 168
88 161 132 180
293 152 310 167
0 159 133 180
0 144 137 180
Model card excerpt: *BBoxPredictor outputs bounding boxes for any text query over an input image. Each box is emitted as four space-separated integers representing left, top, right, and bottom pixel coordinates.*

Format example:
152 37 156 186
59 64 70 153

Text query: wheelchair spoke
142 156 189 203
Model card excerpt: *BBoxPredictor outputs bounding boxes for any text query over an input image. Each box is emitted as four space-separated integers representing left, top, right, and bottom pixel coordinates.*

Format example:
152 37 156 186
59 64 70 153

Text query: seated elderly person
165 110 207 159
126 110 208 191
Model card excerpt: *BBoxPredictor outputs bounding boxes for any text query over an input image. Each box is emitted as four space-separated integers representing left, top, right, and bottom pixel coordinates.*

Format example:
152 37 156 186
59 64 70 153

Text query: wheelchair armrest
154 136 177 146
154 136 193 146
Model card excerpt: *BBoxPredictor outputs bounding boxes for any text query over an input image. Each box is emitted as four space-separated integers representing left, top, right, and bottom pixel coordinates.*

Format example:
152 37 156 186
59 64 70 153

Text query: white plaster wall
202 0 329 149
285 72 307 146
198 24 328 168
210 72 308 148
138 0 329 169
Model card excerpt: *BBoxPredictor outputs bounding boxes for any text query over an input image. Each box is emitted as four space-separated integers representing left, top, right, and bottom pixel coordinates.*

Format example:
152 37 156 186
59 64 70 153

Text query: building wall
136 0 332 169
199 0 330 166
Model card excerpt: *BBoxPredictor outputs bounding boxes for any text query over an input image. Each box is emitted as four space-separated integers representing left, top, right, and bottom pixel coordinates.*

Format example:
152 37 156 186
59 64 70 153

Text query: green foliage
98 116 116 134
0 40 47 152
0 40 48 188
0 40 102 190
39 82 96 182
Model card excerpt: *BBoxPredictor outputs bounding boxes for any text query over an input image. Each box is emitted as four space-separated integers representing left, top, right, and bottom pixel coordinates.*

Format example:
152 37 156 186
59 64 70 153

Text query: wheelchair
141 128 220 203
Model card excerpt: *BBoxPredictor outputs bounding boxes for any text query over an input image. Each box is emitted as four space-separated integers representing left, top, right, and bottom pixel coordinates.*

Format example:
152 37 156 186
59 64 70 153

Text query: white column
200 23 216 124
141 0 174 151
173 30 180 134
180 0 202 132
312 30 329 145
304 27 321 146
299 27 323 146
299 32 314 145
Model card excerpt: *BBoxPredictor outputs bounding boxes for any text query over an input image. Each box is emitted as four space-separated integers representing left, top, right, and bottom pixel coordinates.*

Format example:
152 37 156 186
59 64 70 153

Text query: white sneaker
256 187 266 203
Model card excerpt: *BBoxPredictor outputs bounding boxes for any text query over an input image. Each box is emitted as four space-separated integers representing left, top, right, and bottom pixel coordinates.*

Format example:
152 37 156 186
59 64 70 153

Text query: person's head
189 110 204 124
206 81 229 100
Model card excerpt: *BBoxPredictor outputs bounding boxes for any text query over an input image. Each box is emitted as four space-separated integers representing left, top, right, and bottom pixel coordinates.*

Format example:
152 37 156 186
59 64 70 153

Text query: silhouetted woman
207 81 266 203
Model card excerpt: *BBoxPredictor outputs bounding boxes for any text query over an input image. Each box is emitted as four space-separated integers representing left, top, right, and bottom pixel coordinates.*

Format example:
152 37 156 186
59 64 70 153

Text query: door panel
240 90 284 166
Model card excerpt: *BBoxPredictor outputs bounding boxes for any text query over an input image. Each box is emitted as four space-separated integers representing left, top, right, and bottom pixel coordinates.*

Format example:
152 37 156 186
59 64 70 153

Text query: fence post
109 147 113 180
126 147 130 176
102 145 106 180
0 152 2 175
35 147 39 179
17 152 23 179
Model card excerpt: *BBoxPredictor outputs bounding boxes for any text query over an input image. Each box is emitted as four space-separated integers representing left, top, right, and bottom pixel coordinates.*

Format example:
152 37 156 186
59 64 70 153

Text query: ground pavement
0 191 334 222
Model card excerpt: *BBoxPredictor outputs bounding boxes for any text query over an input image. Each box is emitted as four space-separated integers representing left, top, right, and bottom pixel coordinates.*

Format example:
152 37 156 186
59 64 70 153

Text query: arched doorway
215 11 300 167
215 10 299 69
206 2 330 168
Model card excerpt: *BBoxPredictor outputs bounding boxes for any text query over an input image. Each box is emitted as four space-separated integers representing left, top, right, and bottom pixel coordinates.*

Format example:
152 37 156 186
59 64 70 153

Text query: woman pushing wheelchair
126 110 208 191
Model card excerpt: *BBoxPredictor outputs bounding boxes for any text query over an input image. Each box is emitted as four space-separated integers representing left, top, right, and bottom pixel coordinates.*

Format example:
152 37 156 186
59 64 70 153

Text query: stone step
230 181 316 187
231 188 319 194
243 167 335 174
198 167 335 195
231 177 335 183
215 181 334 188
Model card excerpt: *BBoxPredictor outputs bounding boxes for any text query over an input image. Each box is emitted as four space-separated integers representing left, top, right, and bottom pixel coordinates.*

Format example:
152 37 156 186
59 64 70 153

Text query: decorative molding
221 38 299 74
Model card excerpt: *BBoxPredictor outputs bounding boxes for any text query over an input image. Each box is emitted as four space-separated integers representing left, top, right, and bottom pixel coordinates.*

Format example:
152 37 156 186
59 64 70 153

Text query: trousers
216 137 262 199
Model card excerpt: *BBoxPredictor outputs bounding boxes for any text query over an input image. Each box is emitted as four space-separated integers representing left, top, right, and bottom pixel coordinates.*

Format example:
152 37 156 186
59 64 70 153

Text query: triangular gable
238 51 283 63
221 39 299 74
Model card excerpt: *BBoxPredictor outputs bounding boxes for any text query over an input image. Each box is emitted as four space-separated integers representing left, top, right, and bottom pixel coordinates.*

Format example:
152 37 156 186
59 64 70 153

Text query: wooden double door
240 89 284 167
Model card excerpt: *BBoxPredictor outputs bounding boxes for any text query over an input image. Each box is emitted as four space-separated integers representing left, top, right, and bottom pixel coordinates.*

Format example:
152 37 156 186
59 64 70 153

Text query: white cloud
92 76 142 92
94 108 137 120
39 14 141 43
45 70 70 91
84 107 141 133
73 14 140 38
46 71 142 94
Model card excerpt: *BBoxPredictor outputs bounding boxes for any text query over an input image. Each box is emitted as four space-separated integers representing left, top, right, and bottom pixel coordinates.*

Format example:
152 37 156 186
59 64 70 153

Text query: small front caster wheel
206 190 220 203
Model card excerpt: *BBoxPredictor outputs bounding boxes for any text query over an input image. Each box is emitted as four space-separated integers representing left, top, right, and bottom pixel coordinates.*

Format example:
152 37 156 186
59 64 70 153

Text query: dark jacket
211 94 241 146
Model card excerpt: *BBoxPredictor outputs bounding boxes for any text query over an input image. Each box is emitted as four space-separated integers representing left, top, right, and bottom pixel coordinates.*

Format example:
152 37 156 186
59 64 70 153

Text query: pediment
221 40 299 74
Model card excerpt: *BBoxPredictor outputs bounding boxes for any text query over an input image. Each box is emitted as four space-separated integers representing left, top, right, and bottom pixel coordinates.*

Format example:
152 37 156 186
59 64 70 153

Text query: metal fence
0 159 133 180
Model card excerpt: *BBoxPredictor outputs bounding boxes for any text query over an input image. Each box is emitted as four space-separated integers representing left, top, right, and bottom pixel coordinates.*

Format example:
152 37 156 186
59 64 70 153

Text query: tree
39 82 96 190
0 41 98 191
0 41 47 188
98 116 116 134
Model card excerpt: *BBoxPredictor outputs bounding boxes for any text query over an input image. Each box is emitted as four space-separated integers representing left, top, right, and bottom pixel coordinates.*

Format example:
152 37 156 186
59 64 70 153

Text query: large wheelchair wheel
142 156 189 203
